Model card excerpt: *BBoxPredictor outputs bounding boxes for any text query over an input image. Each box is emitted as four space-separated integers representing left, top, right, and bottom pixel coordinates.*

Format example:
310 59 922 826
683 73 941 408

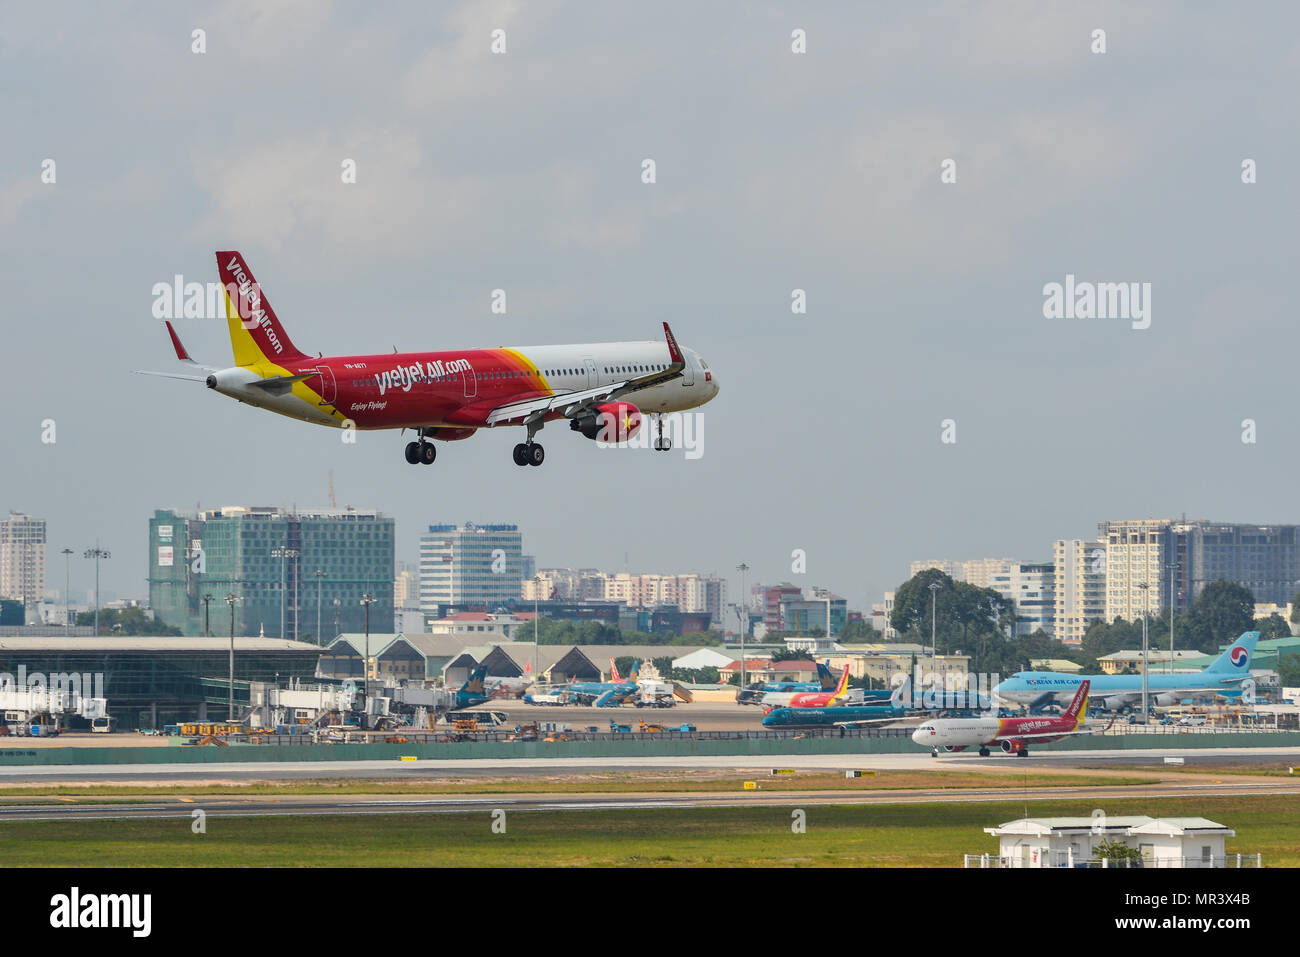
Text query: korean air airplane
139 251 720 467
993 632 1260 712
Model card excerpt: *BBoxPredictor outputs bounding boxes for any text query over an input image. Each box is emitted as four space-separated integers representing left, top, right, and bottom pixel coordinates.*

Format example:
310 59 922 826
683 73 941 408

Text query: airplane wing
997 728 1106 742
482 321 686 427
133 370 208 382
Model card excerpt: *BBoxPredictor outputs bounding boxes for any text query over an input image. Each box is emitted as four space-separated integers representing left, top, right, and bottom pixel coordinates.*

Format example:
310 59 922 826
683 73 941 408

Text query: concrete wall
2 731 1299 766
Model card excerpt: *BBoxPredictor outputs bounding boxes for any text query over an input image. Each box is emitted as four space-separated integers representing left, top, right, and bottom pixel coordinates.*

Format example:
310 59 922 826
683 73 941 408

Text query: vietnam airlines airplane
139 251 720 467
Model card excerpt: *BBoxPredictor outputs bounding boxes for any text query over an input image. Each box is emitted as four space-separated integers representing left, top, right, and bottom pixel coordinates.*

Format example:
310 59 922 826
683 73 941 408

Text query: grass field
3 794 1296 867
0 769 1164 802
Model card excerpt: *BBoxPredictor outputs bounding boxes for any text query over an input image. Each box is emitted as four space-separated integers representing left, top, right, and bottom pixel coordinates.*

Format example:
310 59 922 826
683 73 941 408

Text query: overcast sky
3 2 1298 615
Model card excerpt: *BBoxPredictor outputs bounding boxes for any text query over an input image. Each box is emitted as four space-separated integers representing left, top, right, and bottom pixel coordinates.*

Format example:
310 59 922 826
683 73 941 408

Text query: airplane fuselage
207 340 718 432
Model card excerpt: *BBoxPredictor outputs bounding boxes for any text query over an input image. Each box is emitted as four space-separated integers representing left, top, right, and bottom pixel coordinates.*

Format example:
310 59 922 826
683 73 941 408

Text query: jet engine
570 402 642 442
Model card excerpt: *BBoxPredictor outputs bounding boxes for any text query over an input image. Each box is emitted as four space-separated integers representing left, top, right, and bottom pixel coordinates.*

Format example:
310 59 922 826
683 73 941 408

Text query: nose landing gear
653 414 671 451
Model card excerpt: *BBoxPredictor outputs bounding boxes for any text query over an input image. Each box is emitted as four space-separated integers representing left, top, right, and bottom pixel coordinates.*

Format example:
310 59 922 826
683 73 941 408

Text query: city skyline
5 6 1298 624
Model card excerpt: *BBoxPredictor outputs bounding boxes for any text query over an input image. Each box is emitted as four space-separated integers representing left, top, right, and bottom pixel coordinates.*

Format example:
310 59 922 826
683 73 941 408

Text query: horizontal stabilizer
133 370 207 382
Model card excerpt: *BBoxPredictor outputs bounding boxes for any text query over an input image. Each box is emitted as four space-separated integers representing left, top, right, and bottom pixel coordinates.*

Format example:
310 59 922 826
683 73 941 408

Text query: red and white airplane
911 680 1110 757
141 251 720 467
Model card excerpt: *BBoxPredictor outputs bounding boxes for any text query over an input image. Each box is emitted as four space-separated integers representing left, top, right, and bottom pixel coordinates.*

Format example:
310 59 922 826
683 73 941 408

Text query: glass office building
149 506 394 641
419 523 523 619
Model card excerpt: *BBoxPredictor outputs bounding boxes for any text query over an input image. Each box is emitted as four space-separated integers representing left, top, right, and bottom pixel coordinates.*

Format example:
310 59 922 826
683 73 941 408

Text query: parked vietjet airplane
911 680 1110 758
140 251 720 467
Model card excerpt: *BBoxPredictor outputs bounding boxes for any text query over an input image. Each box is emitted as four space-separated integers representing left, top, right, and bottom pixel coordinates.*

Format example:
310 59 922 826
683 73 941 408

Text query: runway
1 746 1297 784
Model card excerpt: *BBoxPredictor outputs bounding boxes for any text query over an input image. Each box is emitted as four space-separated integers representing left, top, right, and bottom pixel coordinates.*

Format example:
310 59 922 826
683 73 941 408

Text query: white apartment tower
1053 539 1107 644
0 511 46 612
1099 519 1173 622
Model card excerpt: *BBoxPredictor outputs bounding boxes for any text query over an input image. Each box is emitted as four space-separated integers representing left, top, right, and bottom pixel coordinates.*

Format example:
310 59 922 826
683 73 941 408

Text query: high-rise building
986 561 1055 636
780 588 847 635
1098 519 1174 621
910 558 1017 589
1053 539 1106 644
761 583 805 631
419 523 523 617
0 511 46 614
1172 522 1300 610
148 506 394 640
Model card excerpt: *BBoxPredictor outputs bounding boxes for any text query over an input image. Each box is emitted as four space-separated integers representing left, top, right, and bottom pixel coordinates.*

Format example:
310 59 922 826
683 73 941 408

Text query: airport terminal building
0 636 321 730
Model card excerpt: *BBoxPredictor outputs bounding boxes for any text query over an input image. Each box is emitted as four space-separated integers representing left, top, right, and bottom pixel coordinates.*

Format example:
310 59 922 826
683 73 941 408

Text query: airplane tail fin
215 250 310 368
459 662 488 695
816 661 835 690
830 665 851 702
610 657 623 682
630 660 640 681
1065 680 1090 724
1205 631 1259 674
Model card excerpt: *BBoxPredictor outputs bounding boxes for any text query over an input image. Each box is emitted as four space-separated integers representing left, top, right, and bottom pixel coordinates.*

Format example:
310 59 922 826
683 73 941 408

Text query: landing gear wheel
513 443 529 466
978 748 990 757
420 442 436 465
404 441 420 464
528 443 545 467
1018 749 1029 757
931 748 938 758
653 415 670 451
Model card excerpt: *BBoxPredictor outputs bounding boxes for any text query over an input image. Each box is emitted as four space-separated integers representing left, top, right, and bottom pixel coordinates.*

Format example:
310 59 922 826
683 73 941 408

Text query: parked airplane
139 252 719 467
737 662 839 705
912 680 1106 757
484 674 533 699
761 677 914 728
530 662 641 706
993 632 1260 712
762 663 853 709
452 663 492 710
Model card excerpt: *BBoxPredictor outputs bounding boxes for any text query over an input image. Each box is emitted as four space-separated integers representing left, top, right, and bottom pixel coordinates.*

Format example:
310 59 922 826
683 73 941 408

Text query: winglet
165 321 192 361
663 322 684 364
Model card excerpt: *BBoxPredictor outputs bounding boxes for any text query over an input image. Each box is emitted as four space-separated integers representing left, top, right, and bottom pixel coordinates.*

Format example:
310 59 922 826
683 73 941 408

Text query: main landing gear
513 442 544 467
653 414 671 452
513 416 545 467
404 435 437 465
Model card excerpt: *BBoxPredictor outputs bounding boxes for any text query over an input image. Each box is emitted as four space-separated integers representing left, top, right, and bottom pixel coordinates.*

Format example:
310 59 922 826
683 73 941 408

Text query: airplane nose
911 728 925 743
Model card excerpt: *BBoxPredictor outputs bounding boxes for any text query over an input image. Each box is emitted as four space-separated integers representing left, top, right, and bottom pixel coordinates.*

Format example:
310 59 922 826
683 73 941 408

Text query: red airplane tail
1064 680 1091 724
216 250 310 367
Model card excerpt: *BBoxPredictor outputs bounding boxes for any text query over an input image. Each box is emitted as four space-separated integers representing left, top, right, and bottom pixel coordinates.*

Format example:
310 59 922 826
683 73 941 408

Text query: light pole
928 581 941 663
1167 561 1180 674
736 562 749 691
202 593 213 637
360 593 376 704
84 546 110 636
315 569 325 645
1138 581 1151 722
271 546 299 639
61 548 73 627
533 575 542 679
225 592 241 722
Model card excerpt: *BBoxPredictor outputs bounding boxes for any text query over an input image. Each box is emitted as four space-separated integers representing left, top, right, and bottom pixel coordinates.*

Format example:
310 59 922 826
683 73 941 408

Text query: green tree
74 606 181 636
1182 581 1256 654
837 619 876 643
1091 839 1144 866
771 649 814 662
1257 614 1292 640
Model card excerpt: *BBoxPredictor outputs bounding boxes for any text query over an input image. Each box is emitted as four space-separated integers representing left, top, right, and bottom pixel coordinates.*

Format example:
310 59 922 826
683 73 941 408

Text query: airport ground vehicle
445 710 509 729
90 716 115 733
